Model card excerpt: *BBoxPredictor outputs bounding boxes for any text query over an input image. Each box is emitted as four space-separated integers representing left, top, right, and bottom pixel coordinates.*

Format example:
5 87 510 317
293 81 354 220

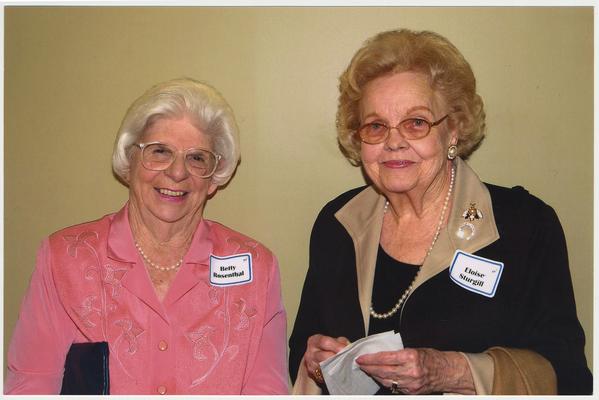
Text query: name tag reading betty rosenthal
209 253 253 287
449 250 504 298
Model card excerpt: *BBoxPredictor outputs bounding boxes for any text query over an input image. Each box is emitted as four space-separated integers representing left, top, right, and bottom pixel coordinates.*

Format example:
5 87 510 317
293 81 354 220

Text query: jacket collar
421 158 500 290
106 203 137 263
335 157 500 333
106 202 213 266
105 203 214 321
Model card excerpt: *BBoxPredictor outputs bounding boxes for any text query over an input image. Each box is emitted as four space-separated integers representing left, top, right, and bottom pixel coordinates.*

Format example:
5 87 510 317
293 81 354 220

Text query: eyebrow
361 106 435 121
405 106 434 114
139 141 213 152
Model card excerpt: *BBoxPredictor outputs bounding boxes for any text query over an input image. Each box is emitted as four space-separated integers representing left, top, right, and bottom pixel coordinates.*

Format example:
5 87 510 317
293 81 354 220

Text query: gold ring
390 381 401 394
314 367 324 383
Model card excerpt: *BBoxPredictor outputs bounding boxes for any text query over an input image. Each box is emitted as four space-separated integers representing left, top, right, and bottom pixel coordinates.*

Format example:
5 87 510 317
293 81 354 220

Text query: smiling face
127 115 218 230
359 71 457 198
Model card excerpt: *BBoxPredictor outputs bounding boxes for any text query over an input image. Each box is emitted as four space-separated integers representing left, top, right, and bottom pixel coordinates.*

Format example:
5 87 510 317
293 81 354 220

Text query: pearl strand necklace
369 165 455 320
135 241 183 272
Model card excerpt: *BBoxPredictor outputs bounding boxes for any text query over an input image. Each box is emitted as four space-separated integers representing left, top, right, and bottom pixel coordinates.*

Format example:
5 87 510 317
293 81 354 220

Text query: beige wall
5 7 593 372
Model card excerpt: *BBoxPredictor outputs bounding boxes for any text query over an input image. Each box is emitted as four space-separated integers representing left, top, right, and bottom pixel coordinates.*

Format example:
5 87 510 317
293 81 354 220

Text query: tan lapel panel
335 187 386 335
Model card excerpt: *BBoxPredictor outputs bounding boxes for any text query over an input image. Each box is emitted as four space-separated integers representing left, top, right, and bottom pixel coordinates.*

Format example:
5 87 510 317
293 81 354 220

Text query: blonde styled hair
337 29 486 165
112 78 240 186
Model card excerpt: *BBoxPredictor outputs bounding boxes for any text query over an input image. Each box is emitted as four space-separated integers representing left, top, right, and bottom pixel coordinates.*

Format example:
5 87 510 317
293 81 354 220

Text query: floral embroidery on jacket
208 286 220 305
226 237 260 260
188 326 217 361
76 295 101 328
61 230 139 379
63 231 110 340
64 232 99 258
233 298 257 331
103 264 128 299
114 319 145 354
187 281 255 388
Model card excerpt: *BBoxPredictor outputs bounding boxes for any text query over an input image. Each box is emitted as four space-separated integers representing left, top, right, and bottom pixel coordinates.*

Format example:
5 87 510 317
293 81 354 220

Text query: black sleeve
287 210 327 383
493 185 593 394
517 199 592 394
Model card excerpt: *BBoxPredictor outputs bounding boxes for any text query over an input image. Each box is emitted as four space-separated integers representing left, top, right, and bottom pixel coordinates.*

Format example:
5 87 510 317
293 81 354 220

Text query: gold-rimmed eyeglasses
357 114 449 144
134 142 221 178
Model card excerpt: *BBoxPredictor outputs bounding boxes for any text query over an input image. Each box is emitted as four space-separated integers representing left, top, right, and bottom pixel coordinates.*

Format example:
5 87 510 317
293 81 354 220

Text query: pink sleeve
5 239 77 394
241 256 289 394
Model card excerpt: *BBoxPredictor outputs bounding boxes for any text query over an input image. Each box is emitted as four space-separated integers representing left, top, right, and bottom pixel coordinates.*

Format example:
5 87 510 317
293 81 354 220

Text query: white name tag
449 250 503 298
209 253 253 287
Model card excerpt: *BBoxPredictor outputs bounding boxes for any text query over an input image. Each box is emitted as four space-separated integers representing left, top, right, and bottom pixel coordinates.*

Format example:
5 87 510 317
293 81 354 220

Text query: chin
378 178 417 194
148 207 191 224
154 215 186 224
382 186 413 195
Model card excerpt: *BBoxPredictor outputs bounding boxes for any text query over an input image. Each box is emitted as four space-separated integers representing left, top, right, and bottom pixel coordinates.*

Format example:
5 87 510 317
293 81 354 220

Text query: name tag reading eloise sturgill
209 253 253 286
449 250 503 298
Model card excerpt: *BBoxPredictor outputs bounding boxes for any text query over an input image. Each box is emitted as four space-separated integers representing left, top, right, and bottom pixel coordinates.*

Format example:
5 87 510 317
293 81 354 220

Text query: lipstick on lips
382 159 415 168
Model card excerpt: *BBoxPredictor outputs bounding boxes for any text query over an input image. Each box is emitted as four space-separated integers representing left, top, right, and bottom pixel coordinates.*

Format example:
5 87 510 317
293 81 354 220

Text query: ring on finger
314 367 324 383
390 381 401 394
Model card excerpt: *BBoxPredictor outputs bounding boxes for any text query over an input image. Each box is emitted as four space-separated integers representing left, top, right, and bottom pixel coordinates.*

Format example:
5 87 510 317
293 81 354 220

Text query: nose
164 154 190 182
384 126 408 151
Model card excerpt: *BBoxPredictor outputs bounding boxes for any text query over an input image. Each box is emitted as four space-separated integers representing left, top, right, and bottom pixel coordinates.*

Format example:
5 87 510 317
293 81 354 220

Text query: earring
447 145 458 160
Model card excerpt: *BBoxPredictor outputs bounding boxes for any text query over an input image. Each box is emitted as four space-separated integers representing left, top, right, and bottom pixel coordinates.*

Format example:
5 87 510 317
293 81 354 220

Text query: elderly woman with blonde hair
289 29 591 395
6 78 288 395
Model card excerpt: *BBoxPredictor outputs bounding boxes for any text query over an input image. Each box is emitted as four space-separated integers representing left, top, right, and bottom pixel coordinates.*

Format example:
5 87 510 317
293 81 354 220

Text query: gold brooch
462 203 483 221
457 203 483 240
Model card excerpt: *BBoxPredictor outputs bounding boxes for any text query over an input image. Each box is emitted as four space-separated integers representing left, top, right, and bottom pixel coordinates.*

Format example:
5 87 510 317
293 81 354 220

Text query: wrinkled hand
355 348 475 395
304 334 351 383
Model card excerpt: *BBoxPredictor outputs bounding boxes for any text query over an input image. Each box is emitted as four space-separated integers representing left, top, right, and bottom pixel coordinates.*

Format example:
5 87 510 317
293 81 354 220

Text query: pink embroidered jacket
5 205 289 395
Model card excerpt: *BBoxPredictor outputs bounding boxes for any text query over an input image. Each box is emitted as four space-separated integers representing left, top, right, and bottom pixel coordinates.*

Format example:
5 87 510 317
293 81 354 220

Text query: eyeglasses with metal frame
357 114 449 144
134 142 222 178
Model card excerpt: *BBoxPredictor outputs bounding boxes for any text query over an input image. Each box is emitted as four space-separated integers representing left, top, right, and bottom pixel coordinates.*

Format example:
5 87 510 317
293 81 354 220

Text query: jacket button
157 385 167 395
158 340 168 351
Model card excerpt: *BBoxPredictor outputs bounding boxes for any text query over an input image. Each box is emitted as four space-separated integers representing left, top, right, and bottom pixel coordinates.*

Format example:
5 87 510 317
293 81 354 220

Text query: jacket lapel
163 220 212 308
412 158 500 292
107 205 168 322
335 186 386 335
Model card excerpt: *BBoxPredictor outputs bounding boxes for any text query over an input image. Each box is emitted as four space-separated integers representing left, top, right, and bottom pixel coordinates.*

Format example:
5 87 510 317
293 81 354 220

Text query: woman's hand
355 348 475 395
304 334 350 384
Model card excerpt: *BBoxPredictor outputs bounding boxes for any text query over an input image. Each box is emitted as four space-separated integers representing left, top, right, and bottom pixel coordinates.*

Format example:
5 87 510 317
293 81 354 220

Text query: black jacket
290 160 591 395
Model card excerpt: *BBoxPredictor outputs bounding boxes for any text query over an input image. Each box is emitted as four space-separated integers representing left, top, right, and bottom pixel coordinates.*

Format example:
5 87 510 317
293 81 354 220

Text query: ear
123 169 131 184
450 135 458 146
448 128 459 146
445 114 459 146
208 183 218 196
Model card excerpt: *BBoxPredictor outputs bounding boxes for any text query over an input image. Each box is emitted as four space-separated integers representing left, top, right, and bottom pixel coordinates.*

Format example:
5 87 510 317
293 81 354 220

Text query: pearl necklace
369 165 455 319
135 241 183 272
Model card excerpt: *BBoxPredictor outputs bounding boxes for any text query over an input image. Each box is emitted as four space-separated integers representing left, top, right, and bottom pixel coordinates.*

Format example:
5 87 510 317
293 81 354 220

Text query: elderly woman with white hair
5 78 288 395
